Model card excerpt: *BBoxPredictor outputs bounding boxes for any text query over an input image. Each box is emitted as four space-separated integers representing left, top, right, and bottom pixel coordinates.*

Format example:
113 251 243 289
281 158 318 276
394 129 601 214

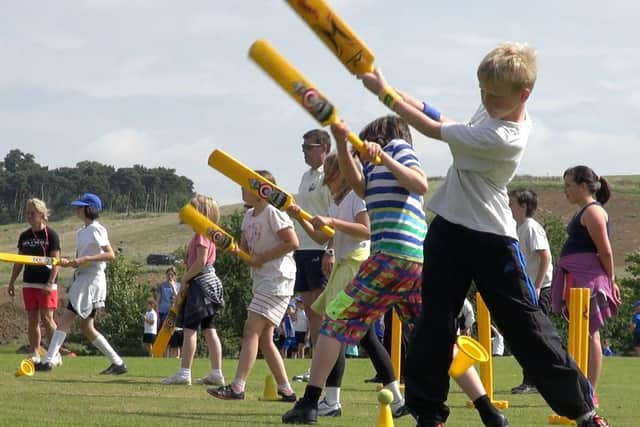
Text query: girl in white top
208 170 299 401
289 153 370 416
143 299 158 355
37 193 126 375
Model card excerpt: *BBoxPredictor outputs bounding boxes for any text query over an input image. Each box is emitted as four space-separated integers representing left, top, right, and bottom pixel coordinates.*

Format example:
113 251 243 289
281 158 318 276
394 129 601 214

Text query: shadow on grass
33 377 160 386
118 410 284 424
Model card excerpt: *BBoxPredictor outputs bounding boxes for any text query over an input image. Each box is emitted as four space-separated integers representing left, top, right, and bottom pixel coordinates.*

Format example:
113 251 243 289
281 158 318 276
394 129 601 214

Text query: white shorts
67 267 106 319
248 293 291 327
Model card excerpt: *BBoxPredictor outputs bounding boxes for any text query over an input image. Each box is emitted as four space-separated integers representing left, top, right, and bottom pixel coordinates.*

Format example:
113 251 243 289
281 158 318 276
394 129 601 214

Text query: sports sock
384 380 404 405
210 368 223 378
92 334 123 366
44 330 67 363
179 368 191 378
325 387 341 405
232 379 246 392
278 381 294 394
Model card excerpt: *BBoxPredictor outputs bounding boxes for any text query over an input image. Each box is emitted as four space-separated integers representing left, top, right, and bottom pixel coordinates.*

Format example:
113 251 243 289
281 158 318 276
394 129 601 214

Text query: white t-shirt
292 308 308 333
329 190 370 261
517 217 553 289
144 309 158 334
76 221 111 273
242 204 296 295
457 298 475 334
492 330 505 356
430 105 532 239
294 166 332 250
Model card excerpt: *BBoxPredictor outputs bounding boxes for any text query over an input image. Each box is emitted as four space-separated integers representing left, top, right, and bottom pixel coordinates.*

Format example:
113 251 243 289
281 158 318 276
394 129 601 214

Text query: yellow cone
376 401 394 427
15 359 35 377
258 375 280 401
448 335 489 378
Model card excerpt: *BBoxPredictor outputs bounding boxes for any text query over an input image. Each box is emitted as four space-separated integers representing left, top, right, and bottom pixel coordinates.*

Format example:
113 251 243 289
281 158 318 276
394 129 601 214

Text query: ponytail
595 176 611 205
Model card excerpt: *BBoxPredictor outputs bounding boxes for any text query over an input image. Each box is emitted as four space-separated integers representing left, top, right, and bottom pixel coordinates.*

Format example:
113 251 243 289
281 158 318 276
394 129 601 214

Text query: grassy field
0 346 637 426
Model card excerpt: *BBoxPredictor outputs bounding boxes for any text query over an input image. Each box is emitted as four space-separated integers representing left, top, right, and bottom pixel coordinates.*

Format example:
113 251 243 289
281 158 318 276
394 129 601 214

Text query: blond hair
477 42 537 91
26 198 49 222
190 194 220 223
322 153 350 199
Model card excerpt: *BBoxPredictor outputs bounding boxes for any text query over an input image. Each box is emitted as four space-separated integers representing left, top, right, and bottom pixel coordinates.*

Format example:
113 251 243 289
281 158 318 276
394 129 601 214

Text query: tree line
0 149 194 224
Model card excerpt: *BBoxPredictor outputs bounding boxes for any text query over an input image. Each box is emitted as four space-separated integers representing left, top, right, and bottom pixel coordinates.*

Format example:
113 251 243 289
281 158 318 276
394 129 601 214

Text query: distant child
280 302 297 359
162 195 225 386
208 170 298 402
509 188 553 394
292 297 310 359
360 42 607 426
36 193 126 375
156 266 181 357
631 300 640 356
283 116 503 425
143 298 158 355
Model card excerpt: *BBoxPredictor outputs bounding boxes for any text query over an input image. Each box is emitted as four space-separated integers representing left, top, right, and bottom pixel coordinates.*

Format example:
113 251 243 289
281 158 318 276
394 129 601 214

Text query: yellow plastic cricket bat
0 252 59 266
151 284 188 358
249 39 381 165
179 204 251 263
284 0 375 75
208 149 335 237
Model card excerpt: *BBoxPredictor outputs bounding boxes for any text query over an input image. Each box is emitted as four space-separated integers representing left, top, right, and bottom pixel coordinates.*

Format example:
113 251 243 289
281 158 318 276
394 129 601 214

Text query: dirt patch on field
534 190 640 267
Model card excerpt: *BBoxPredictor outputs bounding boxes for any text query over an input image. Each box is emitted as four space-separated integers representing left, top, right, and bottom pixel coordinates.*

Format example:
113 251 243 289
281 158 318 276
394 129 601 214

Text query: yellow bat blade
249 39 380 164
208 149 334 237
0 252 59 266
151 284 189 357
285 0 375 75
179 204 251 263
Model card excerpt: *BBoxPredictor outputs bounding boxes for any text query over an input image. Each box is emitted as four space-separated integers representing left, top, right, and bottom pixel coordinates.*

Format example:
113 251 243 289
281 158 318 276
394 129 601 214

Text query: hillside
1 182 639 345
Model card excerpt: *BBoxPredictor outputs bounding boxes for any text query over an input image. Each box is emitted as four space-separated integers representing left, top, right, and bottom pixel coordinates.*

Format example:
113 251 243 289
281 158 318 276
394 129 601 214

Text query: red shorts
23 287 58 311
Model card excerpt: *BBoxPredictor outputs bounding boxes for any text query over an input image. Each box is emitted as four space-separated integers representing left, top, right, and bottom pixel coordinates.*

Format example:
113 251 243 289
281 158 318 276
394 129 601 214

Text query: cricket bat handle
345 130 382 165
298 210 335 237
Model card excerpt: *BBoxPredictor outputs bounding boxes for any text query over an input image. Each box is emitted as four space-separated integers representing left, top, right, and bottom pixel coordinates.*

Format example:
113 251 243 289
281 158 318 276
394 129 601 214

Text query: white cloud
32 32 86 50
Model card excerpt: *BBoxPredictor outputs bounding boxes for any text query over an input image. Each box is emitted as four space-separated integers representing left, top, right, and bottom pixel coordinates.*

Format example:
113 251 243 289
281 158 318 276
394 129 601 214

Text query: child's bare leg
308 334 342 388
26 310 41 355
40 308 57 343
259 325 293 392
234 312 268 383
180 328 198 369
588 330 602 392
202 328 222 371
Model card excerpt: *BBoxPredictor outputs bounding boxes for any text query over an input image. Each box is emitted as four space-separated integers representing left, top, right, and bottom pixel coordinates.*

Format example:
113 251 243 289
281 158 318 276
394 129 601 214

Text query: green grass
1 349 637 426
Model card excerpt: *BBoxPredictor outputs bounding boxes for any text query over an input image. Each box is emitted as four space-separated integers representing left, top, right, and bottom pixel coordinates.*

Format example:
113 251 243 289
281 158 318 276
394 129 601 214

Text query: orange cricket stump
258 375 280 401
15 359 35 377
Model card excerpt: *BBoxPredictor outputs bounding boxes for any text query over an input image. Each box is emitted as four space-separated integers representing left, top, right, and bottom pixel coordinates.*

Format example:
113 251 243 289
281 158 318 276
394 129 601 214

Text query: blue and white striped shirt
363 139 427 262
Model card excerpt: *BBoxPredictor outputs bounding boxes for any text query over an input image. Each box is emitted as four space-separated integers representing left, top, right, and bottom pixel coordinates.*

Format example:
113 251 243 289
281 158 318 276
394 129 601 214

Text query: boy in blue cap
37 193 126 374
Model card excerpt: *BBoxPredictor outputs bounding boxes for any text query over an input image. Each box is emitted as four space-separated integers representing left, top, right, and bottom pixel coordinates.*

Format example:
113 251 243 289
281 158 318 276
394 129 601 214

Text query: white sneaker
293 369 311 382
30 353 41 364
196 373 225 386
51 353 63 367
391 399 409 418
317 398 342 417
161 372 191 385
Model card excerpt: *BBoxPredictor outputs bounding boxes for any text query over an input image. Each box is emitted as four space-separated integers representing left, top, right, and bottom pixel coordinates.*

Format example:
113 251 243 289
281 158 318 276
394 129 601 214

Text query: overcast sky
1 0 638 205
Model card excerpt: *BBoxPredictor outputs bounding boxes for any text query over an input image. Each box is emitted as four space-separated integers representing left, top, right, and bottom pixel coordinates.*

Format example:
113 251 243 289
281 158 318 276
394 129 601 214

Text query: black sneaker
485 413 510 427
207 384 245 400
100 363 127 375
278 389 297 402
578 415 609 427
35 362 53 372
282 400 318 424
510 384 537 394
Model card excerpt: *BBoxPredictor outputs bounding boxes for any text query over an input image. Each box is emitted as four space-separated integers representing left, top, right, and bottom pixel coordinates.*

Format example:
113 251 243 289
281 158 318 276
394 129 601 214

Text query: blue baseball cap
70 193 103 211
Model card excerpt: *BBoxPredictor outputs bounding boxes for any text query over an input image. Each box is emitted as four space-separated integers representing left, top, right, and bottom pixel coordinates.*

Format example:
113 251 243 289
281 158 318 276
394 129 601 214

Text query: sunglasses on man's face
301 143 322 151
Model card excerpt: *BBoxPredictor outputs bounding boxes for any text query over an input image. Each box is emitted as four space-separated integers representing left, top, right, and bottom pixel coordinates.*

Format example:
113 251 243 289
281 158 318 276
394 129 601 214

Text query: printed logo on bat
248 178 289 210
207 228 232 250
294 81 334 124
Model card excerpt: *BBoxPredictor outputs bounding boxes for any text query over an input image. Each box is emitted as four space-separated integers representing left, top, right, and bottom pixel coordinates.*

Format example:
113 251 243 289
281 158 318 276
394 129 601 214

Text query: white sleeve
93 225 110 248
529 223 551 252
268 207 294 233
